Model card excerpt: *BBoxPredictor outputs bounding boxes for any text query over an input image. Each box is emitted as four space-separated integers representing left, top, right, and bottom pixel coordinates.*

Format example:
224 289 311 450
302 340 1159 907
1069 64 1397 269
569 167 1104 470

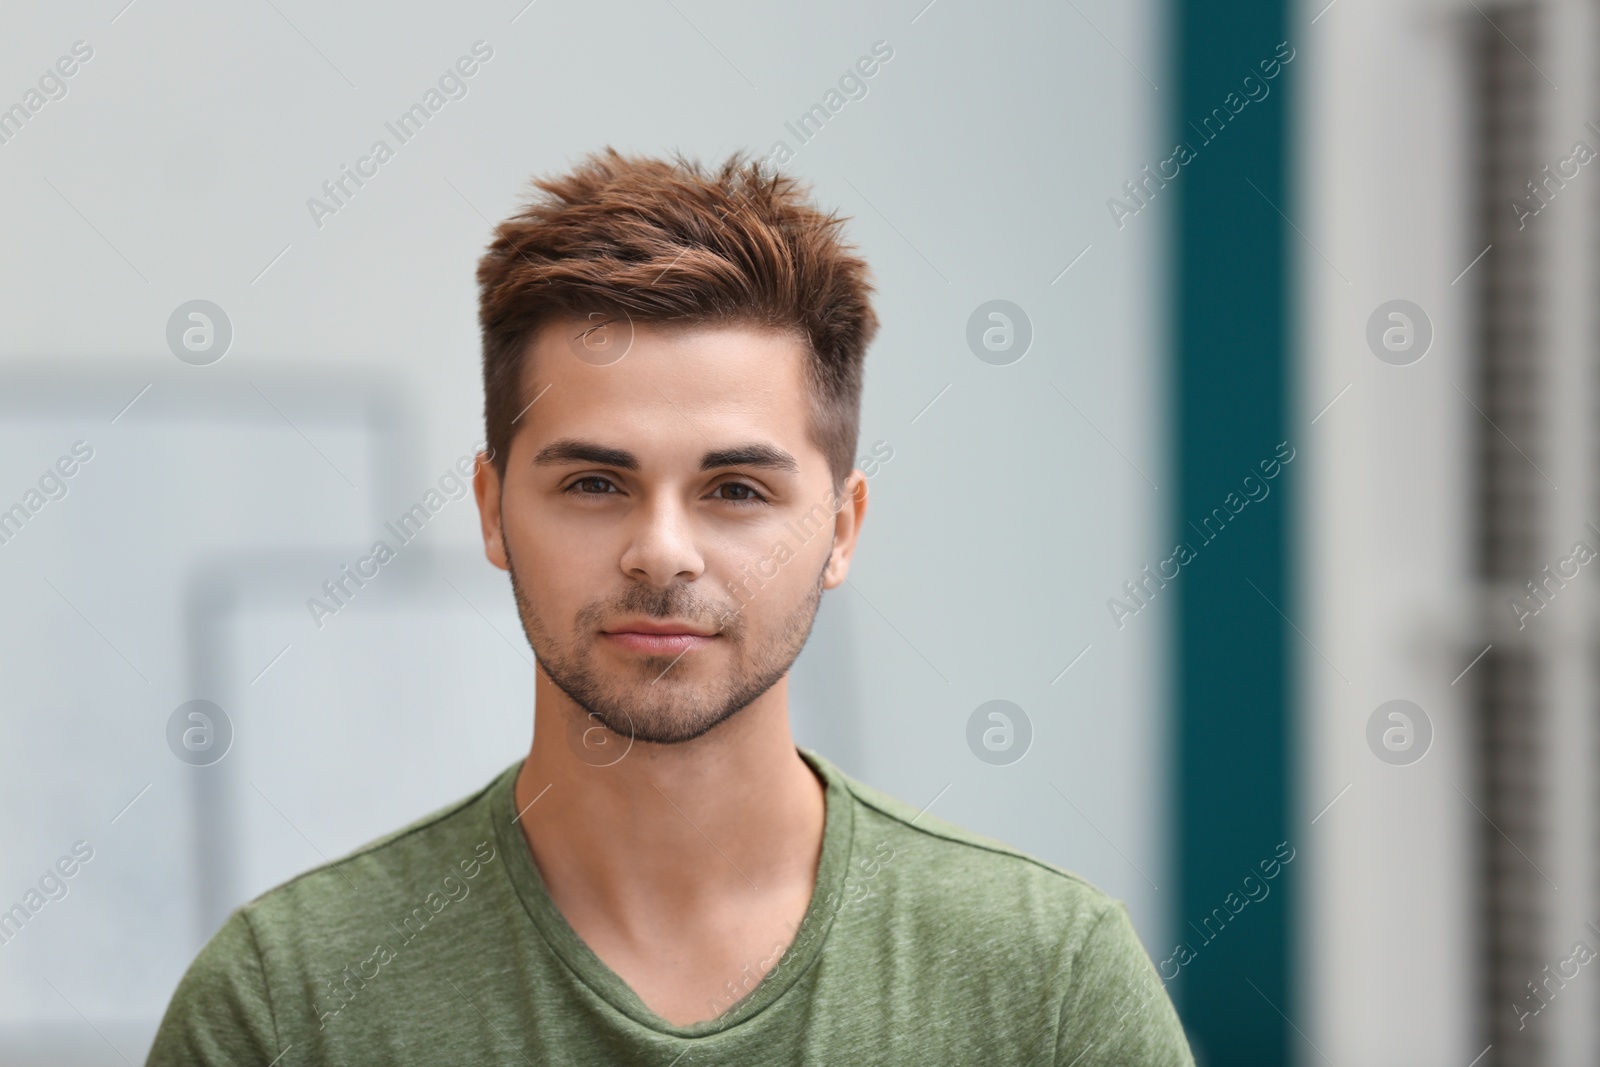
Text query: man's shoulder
811 751 1120 935
813 754 1195 1064
238 761 516 938
147 763 523 1064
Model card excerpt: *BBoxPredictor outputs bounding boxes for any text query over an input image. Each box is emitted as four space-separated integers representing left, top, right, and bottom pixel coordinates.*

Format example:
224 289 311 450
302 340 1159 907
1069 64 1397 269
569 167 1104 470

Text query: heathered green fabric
147 749 1194 1065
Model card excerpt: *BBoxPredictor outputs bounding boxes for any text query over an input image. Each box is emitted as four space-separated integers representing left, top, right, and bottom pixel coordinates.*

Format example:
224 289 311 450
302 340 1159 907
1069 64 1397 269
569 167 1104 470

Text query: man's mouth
600 619 721 656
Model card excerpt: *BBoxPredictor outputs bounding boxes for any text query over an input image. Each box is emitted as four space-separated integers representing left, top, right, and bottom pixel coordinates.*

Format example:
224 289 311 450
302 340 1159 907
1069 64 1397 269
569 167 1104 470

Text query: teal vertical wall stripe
1168 2 1294 1064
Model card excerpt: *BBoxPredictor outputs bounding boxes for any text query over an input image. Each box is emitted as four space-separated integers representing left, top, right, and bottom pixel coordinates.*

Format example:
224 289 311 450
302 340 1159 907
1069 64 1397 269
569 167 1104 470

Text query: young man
147 148 1194 1065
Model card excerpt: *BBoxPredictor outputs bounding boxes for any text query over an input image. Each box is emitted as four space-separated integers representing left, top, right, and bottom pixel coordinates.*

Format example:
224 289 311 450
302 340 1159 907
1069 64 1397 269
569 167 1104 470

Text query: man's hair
476 147 880 491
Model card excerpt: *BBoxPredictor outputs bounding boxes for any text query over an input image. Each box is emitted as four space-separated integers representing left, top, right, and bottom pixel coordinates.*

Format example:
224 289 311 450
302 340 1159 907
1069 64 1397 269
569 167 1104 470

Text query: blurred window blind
1470 5 1547 1065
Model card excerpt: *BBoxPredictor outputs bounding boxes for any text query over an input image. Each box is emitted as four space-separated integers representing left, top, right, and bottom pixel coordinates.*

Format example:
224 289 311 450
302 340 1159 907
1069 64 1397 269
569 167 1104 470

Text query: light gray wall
0 0 1167 1060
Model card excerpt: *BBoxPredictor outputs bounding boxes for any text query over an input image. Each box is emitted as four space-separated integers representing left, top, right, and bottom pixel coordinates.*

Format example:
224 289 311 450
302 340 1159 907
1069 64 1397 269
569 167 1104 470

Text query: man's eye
563 477 768 504
566 476 618 496
713 482 769 505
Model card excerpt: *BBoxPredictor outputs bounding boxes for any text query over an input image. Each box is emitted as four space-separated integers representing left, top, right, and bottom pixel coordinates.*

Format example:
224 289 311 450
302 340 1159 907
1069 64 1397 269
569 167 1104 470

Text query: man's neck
512 671 828 950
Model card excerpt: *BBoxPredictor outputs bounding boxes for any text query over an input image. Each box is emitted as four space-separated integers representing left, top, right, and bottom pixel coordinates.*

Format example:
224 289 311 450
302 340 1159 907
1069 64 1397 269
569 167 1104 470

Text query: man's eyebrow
531 438 800 475
699 444 800 474
532 439 638 470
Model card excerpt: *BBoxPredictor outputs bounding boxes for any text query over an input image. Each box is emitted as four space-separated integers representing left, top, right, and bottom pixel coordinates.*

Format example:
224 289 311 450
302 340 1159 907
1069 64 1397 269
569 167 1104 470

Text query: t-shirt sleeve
145 908 286 1067
1054 901 1195 1067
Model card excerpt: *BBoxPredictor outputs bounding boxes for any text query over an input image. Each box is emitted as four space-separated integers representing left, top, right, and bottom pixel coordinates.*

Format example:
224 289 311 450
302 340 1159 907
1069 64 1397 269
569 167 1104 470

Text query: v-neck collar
489 746 856 1038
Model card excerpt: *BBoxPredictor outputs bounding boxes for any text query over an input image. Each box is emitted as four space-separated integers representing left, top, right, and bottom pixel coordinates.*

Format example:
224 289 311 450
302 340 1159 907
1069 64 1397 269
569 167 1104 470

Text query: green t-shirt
147 748 1194 1065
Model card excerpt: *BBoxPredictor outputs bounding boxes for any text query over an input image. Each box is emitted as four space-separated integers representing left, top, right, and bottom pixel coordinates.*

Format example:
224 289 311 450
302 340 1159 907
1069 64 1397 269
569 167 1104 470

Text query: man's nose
617 493 707 587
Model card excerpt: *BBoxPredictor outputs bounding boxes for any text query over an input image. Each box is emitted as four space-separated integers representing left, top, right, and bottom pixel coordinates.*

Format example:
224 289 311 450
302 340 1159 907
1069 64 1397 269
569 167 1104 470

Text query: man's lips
601 620 723 655
600 631 719 655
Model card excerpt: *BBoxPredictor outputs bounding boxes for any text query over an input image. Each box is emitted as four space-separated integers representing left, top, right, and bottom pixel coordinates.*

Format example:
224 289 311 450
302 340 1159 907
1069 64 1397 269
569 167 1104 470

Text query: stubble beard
503 539 828 746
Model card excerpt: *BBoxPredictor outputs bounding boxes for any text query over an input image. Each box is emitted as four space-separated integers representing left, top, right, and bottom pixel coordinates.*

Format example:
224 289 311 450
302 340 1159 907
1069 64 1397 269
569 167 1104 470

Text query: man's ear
822 469 869 589
473 449 509 571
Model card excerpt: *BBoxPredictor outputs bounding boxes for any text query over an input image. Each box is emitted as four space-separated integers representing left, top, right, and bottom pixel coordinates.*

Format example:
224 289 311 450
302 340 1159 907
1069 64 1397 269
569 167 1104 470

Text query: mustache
579 587 741 635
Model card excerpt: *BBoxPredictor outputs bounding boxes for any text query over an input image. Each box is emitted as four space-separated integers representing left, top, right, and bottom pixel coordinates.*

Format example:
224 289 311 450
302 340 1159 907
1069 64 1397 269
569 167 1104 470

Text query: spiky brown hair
476 147 880 491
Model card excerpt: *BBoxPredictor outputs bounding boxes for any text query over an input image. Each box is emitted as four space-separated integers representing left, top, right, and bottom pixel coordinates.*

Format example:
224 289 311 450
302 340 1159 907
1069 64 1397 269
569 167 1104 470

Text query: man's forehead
506 319 827 472
518 318 811 432
529 316 808 376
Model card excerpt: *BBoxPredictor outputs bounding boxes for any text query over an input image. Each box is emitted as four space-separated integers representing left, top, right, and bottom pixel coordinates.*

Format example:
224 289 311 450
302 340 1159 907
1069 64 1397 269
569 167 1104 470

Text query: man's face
474 316 866 747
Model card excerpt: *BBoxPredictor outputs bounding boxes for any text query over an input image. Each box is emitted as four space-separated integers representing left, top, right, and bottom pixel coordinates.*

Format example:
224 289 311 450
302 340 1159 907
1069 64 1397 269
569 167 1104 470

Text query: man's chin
589 706 740 747
555 681 744 749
